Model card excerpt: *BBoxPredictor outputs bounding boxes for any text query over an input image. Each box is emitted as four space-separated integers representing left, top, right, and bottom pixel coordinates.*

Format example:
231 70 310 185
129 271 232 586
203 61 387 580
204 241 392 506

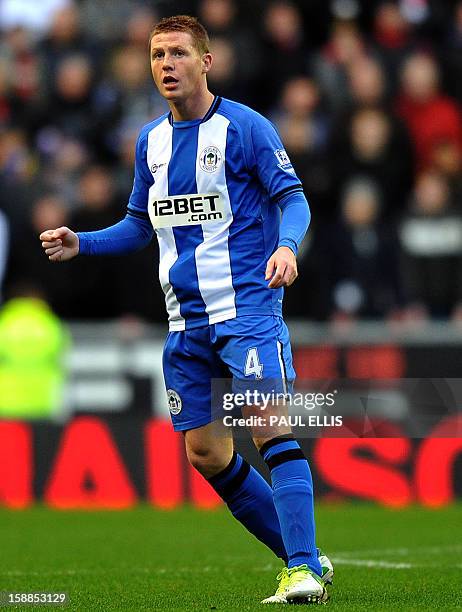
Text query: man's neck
169 89 215 122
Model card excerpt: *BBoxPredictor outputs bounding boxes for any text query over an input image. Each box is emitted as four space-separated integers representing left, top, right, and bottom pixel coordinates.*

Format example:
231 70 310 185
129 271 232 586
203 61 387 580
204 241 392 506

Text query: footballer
40 15 333 604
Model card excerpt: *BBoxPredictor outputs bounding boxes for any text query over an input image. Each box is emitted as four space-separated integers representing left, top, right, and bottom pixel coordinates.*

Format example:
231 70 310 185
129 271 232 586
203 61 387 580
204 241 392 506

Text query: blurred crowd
1 0 462 323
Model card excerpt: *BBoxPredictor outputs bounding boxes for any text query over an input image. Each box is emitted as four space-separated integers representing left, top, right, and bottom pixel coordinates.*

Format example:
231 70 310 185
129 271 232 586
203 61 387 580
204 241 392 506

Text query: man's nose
162 55 174 70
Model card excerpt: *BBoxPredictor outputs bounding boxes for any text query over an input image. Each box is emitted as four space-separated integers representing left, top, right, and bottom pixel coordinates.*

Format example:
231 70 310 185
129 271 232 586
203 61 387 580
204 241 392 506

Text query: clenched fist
39 226 79 262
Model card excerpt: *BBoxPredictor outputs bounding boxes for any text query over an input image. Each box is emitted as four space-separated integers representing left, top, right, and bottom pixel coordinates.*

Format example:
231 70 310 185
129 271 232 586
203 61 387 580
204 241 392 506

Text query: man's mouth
163 75 179 86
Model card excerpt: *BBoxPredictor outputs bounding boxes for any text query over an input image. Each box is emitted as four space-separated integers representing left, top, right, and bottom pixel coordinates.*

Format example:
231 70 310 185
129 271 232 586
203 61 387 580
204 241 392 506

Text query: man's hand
39 226 79 262
265 246 298 288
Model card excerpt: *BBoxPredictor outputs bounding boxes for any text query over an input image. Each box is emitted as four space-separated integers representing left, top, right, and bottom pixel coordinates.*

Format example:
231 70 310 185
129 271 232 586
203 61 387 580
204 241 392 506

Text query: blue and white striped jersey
127 96 303 331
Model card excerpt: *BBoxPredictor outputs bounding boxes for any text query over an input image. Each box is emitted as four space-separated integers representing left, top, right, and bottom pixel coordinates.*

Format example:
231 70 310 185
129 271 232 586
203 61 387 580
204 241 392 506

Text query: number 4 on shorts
245 347 263 379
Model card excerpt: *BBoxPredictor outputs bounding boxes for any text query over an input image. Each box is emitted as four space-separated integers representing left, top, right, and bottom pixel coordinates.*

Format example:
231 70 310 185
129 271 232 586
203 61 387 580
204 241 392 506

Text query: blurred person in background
5 193 73 316
198 0 236 35
281 228 327 321
332 107 413 219
38 3 101 92
370 1 422 90
25 53 100 153
0 28 41 111
124 6 158 50
321 177 403 320
396 52 462 172
259 1 309 111
206 37 244 102
0 281 69 420
38 136 89 203
70 164 121 228
272 76 331 219
0 57 17 127
0 128 35 186
399 170 462 319
430 139 462 206
66 165 122 319
312 18 366 112
0 128 38 236
199 0 260 105
346 55 388 108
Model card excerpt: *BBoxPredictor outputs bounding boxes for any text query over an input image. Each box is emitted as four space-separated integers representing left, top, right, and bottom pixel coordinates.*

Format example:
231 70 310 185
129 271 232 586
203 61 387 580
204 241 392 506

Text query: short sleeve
247 114 303 202
127 131 153 218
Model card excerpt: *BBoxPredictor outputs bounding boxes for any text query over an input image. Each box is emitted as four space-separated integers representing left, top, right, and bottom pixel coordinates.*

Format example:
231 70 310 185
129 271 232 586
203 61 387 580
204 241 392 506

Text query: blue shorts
162 315 296 431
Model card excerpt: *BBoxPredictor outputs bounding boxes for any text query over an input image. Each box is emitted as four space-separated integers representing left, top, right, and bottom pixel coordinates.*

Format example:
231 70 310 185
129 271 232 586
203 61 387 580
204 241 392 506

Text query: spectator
0 281 70 420
313 18 366 111
39 137 89 204
199 0 236 34
207 37 245 103
282 228 327 321
38 4 101 91
0 27 41 110
67 165 129 319
399 171 462 318
26 53 101 155
0 57 17 127
332 107 413 218
371 1 421 90
346 55 388 108
124 7 158 50
321 178 403 319
5 193 73 316
199 0 260 105
0 128 36 239
430 140 462 207
272 76 331 218
396 52 462 172
0 128 34 184
259 2 309 110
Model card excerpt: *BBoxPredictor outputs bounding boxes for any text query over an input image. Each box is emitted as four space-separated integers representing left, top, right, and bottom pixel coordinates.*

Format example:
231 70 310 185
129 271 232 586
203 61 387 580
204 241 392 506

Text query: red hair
149 15 210 55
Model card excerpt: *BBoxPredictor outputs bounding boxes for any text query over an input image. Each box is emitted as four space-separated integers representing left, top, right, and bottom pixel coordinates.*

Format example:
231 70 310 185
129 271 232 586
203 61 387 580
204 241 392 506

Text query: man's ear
202 52 213 74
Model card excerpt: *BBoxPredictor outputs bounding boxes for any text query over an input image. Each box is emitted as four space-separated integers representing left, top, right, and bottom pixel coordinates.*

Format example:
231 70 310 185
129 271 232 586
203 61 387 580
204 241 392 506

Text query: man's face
150 31 209 102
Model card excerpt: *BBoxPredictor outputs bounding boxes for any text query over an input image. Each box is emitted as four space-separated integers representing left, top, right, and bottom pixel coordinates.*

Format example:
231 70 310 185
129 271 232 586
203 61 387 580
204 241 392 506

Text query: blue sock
260 435 322 576
208 452 287 562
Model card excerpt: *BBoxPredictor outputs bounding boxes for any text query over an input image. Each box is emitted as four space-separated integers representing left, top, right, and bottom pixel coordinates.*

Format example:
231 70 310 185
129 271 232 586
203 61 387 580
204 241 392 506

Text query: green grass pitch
0 504 461 611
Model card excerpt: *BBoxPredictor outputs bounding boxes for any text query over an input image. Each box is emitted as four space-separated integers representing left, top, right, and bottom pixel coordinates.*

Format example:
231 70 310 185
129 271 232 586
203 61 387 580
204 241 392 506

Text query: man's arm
40 127 154 262
277 190 311 256
265 191 311 288
40 214 153 262
244 111 310 288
